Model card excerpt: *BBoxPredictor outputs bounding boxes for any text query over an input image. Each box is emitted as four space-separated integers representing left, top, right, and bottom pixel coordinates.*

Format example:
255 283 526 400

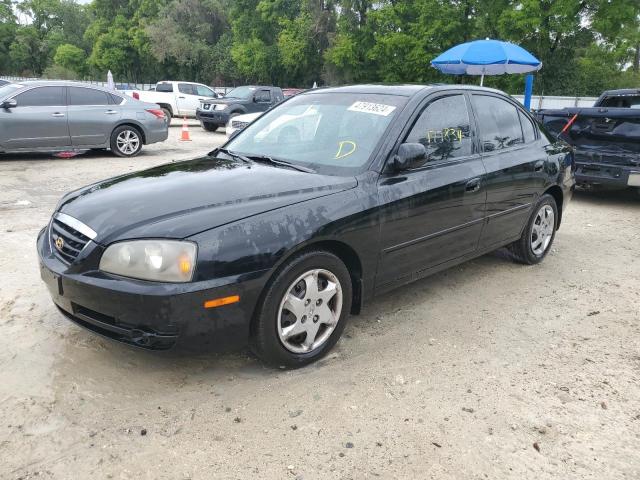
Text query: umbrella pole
480 74 484 87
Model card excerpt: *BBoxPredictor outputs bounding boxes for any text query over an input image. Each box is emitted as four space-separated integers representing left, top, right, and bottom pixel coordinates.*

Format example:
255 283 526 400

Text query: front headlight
99 240 197 283
214 104 228 111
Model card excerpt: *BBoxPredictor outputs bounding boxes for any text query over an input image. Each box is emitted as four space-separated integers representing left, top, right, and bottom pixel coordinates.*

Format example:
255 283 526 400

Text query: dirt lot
1 123 639 479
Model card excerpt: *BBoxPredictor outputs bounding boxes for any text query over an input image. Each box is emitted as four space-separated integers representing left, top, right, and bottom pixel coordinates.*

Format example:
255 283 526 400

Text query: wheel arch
249 238 364 340
156 103 173 115
114 122 146 144
544 185 563 228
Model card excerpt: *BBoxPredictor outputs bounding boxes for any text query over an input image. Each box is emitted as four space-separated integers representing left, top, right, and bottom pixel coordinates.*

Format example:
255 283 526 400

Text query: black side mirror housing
1 99 17 109
393 143 427 171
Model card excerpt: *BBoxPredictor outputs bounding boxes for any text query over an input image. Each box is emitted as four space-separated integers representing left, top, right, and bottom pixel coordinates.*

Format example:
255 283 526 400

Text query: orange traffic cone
179 116 191 142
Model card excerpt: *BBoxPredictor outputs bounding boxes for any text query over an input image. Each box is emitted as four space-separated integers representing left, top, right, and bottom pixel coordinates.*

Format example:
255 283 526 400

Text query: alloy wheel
531 204 554 256
116 130 140 155
277 268 343 354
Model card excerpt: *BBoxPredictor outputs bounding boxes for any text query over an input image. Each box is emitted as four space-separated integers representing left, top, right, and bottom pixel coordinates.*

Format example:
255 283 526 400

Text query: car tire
110 125 143 157
202 123 218 132
251 250 352 368
509 193 558 265
161 108 172 122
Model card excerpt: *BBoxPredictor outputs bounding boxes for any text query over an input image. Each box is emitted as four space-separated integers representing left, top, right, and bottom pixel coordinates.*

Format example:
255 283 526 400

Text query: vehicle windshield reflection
226 92 408 176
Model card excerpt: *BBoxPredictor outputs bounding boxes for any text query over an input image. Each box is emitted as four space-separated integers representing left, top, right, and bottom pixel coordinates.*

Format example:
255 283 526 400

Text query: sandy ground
1 123 639 479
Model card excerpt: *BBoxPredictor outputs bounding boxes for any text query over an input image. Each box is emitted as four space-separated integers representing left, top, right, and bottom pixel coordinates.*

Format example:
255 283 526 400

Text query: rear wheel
509 193 558 264
110 125 142 157
251 250 352 368
161 108 172 122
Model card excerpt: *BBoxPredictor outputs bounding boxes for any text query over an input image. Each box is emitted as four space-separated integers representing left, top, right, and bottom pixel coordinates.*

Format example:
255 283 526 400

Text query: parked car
38 85 574 367
125 81 219 120
0 81 168 157
0 79 10 87
225 111 261 139
196 85 284 132
283 88 306 98
536 88 640 192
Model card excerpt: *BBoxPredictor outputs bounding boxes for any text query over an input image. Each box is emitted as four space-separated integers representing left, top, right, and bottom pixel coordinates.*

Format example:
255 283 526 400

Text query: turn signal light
132 92 140 100
204 295 240 309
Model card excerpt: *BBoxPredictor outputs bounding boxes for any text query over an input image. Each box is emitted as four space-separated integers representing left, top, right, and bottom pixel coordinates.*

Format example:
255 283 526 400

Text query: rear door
470 93 545 249
67 86 120 147
0 86 70 150
376 93 487 289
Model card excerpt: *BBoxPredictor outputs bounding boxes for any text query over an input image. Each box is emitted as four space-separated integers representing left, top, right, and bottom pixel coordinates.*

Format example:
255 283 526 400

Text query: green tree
53 42 86 75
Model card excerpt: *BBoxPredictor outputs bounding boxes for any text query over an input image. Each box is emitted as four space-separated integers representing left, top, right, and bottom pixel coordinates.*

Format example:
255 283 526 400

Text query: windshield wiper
245 154 316 173
215 148 252 165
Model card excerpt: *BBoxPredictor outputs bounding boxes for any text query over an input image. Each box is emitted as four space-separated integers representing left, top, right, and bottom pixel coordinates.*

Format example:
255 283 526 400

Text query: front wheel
251 250 352 368
110 125 142 157
201 122 218 132
509 193 558 264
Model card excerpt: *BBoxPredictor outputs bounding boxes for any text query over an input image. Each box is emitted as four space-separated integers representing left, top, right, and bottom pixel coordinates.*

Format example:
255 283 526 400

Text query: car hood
58 156 357 244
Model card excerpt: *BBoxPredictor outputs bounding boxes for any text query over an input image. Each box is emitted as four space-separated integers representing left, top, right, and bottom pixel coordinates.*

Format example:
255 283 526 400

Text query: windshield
224 86 256 100
225 92 408 175
0 83 23 99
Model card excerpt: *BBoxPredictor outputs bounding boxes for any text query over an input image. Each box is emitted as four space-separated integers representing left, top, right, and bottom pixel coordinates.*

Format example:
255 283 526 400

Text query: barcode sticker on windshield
348 101 396 116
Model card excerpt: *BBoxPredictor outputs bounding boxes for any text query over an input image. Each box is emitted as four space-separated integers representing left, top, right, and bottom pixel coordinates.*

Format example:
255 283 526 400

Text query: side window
178 83 196 95
405 94 473 164
471 95 524 152
14 87 65 107
255 90 271 103
196 85 214 97
156 83 173 93
518 110 537 143
110 93 124 104
69 87 110 106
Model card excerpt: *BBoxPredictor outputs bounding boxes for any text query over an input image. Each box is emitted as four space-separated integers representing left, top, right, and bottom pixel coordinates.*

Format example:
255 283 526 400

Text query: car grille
231 120 249 129
49 213 96 264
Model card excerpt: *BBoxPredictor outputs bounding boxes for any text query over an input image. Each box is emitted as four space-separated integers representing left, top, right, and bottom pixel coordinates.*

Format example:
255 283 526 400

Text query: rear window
472 94 524 151
599 95 640 109
156 83 173 93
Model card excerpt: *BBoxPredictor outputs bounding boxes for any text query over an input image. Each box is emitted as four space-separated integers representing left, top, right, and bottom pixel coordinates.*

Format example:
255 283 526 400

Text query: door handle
51 112 65 117
178 96 186 99
465 177 481 192
105 110 118 115
534 161 544 172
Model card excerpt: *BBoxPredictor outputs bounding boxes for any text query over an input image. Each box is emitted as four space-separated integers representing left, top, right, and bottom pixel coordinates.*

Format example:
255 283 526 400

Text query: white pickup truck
125 81 221 120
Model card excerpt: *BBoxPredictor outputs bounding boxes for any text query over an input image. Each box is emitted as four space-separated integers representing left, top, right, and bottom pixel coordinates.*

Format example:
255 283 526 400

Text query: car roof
12 80 121 92
599 88 640 97
304 84 507 98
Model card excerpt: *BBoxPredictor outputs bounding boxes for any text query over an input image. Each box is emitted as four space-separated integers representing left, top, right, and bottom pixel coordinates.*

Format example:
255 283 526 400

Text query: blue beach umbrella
431 39 542 86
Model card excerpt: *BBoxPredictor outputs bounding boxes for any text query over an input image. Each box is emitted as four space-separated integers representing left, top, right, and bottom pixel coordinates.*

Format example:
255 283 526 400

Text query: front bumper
196 109 230 127
575 161 640 189
37 227 264 350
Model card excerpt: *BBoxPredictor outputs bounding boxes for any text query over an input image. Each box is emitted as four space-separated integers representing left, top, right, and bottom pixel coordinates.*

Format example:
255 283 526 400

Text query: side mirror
393 143 427 171
1 99 17 109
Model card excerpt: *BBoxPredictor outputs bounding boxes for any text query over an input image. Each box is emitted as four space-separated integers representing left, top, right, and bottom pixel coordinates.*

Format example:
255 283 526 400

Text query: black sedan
38 85 575 367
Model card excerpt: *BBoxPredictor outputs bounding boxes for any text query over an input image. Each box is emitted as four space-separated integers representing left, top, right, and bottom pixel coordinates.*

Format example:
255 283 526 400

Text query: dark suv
196 85 284 132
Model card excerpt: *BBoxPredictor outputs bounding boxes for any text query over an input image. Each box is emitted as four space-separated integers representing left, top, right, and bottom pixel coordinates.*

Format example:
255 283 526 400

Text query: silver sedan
0 81 169 157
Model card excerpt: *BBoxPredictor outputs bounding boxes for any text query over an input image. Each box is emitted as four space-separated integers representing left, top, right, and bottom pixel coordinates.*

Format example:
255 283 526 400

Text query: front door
469 94 546 248
0 86 70 150
376 93 487 290
176 83 212 117
67 86 120 147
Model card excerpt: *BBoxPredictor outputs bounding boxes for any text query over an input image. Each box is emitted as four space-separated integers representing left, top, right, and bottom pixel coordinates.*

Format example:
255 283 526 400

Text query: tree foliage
0 0 638 95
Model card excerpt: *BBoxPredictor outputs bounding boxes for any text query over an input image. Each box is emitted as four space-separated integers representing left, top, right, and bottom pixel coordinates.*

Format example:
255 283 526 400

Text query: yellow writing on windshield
335 140 357 159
